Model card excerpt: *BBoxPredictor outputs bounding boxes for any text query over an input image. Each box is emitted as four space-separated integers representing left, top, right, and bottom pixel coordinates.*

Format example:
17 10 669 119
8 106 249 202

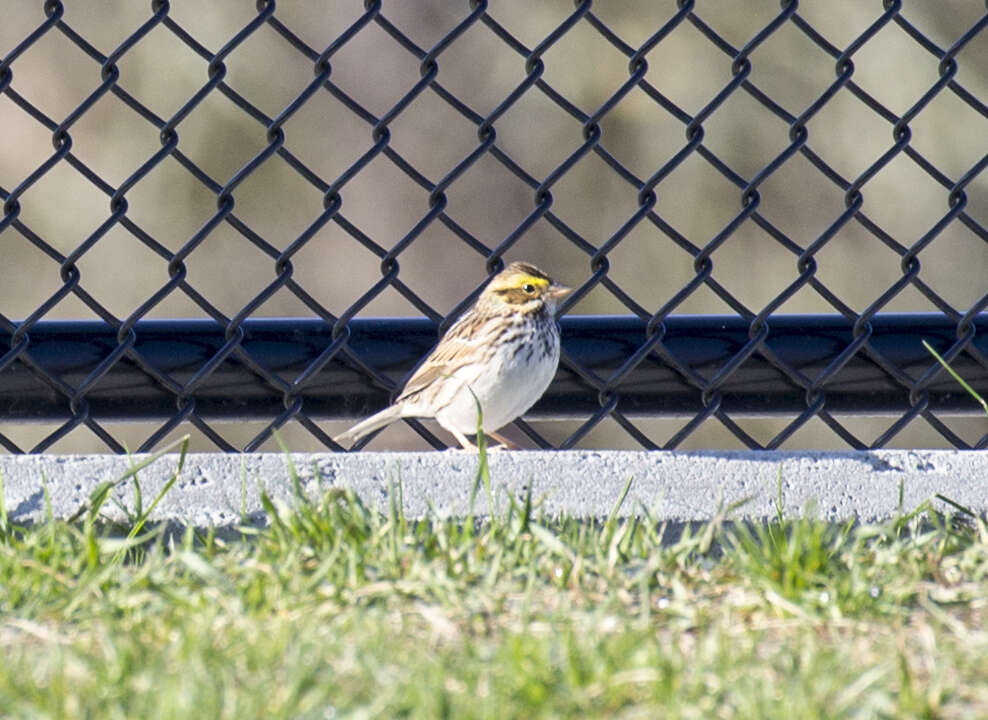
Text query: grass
923 339 988 419
1 448 986 719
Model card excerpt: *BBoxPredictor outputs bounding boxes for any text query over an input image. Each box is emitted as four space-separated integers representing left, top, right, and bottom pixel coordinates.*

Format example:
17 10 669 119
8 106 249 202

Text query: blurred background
1 1 986 453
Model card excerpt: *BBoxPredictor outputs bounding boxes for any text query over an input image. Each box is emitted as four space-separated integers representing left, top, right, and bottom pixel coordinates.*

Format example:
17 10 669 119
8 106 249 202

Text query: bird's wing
398 315 488 402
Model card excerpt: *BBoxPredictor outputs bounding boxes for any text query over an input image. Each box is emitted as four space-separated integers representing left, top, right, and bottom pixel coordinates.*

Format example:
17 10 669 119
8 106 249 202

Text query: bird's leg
448 428 477 452
487 431 520 451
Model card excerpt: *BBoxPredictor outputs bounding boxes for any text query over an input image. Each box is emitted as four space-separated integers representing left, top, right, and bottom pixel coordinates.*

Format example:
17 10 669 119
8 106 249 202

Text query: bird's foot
442 440 510 453
487 431 520 451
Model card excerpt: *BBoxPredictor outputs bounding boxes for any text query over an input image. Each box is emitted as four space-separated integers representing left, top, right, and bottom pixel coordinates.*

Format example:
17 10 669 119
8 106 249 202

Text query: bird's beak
549 283 573 300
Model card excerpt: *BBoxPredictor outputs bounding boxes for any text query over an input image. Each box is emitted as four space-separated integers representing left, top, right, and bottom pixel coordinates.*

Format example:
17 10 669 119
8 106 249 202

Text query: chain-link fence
1 1 986 454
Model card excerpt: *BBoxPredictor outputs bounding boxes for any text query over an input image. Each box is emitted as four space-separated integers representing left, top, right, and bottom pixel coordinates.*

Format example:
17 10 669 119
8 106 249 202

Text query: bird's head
482 261 572 315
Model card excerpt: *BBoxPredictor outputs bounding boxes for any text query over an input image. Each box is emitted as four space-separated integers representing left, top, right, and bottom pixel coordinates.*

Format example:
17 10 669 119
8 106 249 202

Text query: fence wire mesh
1 1 986 453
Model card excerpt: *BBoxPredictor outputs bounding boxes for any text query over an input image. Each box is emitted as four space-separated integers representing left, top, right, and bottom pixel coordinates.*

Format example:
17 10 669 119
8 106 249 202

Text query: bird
333 261 572 450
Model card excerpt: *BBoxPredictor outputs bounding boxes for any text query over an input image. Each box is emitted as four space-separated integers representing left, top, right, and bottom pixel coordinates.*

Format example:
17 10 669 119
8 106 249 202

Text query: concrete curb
2 450 986 528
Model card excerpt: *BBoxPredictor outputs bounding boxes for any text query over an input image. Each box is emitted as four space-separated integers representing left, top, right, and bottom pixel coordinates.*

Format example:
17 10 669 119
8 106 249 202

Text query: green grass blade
66 434 191 524
922 339 988 415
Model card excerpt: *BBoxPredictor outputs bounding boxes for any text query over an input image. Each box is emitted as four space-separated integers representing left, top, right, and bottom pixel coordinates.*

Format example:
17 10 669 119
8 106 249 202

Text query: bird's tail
333 404 406 446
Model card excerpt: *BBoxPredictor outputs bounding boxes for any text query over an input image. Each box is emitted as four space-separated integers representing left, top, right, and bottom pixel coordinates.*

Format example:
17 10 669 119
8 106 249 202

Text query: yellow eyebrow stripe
491 274 550 293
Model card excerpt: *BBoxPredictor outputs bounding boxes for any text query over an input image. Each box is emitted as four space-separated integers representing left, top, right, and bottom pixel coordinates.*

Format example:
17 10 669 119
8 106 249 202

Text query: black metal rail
3 315 984 425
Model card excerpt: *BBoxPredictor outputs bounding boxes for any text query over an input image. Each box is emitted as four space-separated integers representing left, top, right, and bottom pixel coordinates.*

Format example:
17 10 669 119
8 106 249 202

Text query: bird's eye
523 283 536 294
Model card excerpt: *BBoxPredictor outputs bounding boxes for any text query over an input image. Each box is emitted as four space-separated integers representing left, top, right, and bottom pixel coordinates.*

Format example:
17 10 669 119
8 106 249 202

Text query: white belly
434 330 559 435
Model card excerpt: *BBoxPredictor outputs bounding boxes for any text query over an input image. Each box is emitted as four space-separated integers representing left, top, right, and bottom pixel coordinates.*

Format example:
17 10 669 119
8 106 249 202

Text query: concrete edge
2 449 986 528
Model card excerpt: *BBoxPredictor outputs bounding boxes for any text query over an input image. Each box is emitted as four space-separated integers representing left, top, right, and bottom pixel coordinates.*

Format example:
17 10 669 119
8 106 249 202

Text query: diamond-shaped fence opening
0 0 986 454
